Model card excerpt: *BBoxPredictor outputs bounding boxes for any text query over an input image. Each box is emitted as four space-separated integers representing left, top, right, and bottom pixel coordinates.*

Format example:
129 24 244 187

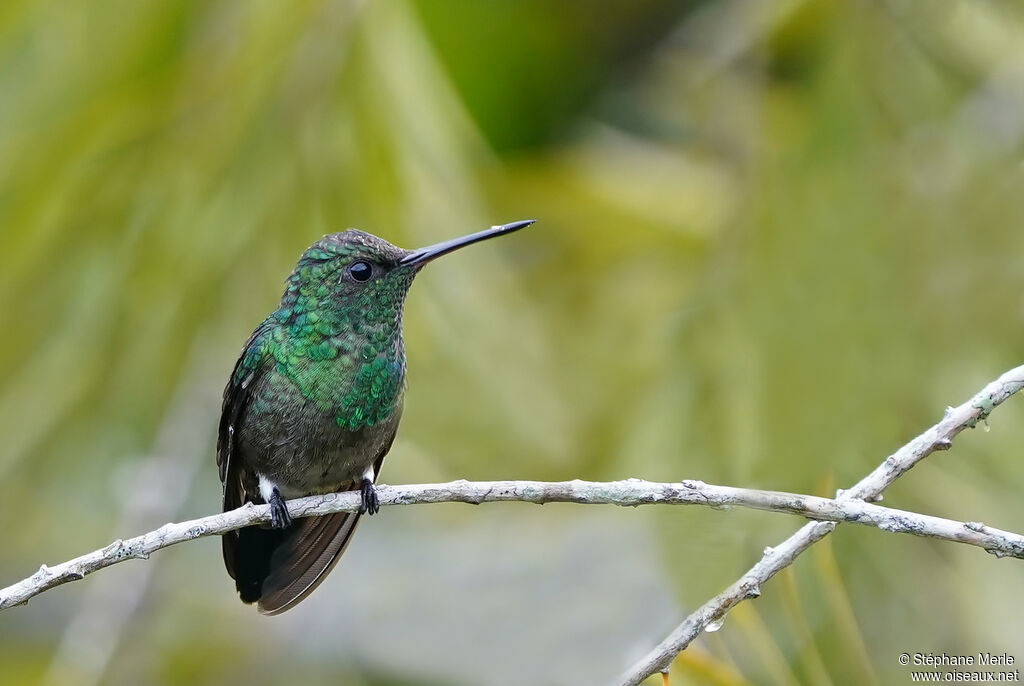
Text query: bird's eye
349 261 372 282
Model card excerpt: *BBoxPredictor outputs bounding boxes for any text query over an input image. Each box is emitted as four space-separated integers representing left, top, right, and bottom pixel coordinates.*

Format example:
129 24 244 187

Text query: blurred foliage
2 0 1024 685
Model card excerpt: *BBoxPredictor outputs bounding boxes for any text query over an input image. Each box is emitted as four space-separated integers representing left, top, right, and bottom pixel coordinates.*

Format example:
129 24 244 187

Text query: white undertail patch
257 474 280 503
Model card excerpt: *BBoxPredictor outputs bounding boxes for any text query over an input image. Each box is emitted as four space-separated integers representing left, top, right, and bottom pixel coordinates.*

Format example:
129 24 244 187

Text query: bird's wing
218 320 273 579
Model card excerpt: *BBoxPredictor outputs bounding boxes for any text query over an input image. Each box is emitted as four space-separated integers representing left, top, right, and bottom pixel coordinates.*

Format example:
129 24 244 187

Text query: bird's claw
359 478 379 515
269 487 292 529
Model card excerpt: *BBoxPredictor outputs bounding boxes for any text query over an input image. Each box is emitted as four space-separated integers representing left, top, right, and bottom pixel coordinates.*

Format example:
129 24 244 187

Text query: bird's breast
238 359 405 495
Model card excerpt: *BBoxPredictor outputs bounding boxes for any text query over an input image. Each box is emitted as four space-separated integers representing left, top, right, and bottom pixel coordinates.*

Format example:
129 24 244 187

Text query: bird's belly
238 400 401 498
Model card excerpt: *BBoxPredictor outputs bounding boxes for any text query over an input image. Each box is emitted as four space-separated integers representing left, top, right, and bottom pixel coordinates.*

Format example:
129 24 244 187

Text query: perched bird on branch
217 220 534 614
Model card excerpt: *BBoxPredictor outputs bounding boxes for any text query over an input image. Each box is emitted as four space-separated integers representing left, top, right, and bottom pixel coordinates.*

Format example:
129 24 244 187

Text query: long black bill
400 219 535 267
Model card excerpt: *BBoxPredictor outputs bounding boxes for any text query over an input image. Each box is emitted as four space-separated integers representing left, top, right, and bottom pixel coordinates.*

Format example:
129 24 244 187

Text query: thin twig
43 350 217 686
4 471 1024 612
620 364 1024 685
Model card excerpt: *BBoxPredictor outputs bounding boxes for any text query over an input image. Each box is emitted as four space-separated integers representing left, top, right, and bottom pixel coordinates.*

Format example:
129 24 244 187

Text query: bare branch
4 472 1024 613
620 364 1024 685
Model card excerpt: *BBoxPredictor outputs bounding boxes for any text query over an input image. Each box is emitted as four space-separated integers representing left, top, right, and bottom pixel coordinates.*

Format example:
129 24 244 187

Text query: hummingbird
217 219 534 614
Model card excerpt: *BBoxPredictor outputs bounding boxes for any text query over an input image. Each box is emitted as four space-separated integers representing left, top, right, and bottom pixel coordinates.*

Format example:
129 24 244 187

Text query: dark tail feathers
223 510 361 614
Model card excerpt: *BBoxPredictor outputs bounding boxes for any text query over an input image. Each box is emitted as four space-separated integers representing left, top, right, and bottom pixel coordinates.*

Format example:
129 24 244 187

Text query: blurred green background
2 0 1024 684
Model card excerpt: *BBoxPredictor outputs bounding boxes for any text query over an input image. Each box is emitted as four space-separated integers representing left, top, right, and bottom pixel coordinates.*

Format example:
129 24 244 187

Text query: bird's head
277 220 535 329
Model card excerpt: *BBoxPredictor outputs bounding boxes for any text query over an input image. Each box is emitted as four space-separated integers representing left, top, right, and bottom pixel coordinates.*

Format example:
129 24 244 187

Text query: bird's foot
269 487 292 529
359 478 379 515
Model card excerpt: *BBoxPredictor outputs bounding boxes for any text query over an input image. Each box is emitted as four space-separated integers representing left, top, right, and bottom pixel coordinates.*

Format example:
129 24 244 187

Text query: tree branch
4 473 1024 612
620 363 1024 685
